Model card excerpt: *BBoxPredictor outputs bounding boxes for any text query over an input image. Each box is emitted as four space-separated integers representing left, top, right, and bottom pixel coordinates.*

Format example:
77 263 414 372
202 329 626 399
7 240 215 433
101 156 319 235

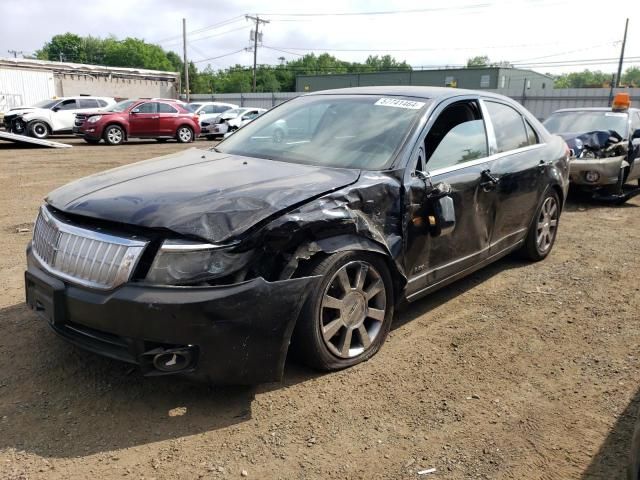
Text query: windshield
186 103 202 112
222 108 246 118
543 111 629 138
30 99 58 109
217 95 426 170
105 99 138 112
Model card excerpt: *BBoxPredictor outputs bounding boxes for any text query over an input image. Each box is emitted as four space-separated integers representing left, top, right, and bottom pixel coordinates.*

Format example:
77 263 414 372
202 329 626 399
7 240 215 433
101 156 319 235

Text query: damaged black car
543 93 640 204
25 87 569 384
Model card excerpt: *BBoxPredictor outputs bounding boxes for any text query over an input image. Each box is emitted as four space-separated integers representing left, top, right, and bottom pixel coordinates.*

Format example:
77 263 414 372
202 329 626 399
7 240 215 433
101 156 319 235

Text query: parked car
25 87 569 384
201 107 266 139
543 93 640 203
3 96 115 139
187 101 238 126
73 98 200 145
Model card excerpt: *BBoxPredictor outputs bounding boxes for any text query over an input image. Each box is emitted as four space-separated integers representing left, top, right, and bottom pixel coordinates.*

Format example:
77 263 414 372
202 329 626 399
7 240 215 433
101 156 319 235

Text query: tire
291 251 394 371
83 138 100 145
103 125 125 145
176 126 194 143
521 189 560 262
27 120 50 139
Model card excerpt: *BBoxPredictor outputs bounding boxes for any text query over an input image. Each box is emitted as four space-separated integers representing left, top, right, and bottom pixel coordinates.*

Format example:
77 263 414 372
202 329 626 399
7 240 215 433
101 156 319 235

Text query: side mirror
52 107 60 112
426 181 456 237
131 108 140 114
632 129 640 140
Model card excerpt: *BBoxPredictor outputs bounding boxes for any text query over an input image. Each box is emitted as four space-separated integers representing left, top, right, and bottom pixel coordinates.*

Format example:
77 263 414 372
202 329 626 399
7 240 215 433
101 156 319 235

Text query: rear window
158 103 178 114
78 99 99 109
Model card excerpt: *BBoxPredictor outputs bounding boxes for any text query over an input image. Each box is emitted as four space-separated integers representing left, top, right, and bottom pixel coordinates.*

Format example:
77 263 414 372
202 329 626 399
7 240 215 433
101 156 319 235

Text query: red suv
74 99 201 145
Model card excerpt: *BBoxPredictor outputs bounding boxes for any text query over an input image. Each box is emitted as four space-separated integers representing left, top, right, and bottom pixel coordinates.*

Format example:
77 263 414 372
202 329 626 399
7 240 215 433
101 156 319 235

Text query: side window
201 105 216 114
57 99 78 111
135 102 157 114
158 103 177 114
97 100 108 107
525 120 539 145
78 99 99 109
424 100 488 171
215 106 231 113
243 111 259 120
485 101 529 152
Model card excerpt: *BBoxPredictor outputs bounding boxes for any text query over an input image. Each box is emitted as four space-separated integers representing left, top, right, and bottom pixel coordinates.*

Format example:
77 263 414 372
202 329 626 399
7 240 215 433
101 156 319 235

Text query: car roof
550 107 638 114
305 85 513 102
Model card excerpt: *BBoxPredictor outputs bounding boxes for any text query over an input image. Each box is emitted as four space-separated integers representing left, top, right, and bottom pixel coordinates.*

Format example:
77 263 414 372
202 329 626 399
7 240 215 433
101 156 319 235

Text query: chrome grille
32 206 147 290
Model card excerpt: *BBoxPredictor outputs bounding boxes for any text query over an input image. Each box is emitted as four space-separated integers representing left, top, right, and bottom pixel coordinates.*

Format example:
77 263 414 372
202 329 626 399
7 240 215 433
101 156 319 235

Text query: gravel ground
0 137 639 479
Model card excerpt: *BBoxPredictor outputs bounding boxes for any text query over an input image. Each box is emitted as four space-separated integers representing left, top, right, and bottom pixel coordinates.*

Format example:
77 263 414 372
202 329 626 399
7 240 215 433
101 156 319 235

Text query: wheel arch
103 122 128 139
287 234 406 306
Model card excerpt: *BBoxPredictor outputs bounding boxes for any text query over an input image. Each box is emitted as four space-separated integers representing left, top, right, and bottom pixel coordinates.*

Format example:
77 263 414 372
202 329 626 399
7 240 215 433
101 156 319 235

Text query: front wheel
103 125 125 145
176 126 194 143
521 190 560 261
291 252 394 371
27 121 50 139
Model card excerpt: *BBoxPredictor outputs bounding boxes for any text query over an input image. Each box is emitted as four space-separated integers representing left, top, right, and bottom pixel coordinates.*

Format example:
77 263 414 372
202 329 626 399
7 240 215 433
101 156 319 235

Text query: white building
0 57 180 112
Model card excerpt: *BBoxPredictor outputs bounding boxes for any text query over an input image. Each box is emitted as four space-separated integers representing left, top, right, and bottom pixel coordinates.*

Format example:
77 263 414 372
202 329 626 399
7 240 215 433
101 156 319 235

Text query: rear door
481 99 546 254
157 102 179 136
129 102 159 136
404 97 495 299
628 111 640 181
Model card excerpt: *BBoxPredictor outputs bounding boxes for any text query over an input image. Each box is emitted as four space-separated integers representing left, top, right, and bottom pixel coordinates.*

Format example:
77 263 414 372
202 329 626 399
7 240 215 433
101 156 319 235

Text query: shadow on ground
581 388 640 479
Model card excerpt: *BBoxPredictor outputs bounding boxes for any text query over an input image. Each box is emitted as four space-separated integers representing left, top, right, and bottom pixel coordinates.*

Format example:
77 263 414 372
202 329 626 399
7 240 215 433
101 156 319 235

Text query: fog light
584 171 600 183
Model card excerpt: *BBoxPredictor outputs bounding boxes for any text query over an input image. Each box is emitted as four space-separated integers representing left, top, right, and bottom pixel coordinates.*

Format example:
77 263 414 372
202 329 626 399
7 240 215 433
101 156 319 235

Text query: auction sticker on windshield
374 98 425 109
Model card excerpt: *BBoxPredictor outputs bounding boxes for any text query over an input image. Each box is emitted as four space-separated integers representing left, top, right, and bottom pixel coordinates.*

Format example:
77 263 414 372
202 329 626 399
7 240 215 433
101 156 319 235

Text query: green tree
467 55 490 67
622 66 640 87
36 33 86 62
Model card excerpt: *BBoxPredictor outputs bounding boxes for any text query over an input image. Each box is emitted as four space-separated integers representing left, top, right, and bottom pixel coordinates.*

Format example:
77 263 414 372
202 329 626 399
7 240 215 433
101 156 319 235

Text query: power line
192 48 248 64
161 25 251 47
151 15 246 44
255 3 492 17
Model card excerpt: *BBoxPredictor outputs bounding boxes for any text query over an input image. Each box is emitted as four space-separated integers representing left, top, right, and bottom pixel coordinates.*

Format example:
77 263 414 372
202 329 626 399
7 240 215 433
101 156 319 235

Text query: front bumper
569 155 625 186
25 248 319 384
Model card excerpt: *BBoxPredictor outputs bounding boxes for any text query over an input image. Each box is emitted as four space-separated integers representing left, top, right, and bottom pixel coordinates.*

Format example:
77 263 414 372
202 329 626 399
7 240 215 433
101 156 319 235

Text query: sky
0 0 638 76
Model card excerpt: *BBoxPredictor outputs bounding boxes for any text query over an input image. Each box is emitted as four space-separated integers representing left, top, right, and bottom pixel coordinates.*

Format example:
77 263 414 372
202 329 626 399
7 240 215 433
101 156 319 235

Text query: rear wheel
176 126 194 143
291 252 394 371
103 125 125 146
27 120 50 139
521 190 560 261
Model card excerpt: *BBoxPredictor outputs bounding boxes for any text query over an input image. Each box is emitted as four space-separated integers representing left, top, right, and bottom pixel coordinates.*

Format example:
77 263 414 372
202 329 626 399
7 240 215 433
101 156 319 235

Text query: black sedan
25 87 570 384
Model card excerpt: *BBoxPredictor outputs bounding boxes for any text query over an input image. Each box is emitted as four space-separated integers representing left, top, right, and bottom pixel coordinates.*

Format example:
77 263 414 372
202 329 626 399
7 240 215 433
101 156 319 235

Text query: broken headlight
145 240 251 285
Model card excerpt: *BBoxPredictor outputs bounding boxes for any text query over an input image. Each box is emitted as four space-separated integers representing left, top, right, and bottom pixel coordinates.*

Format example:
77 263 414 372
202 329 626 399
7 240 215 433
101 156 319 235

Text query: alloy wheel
178 127 192 142
31 122 48 138
107 127 123 144
320 261 387 359
536 196 558 253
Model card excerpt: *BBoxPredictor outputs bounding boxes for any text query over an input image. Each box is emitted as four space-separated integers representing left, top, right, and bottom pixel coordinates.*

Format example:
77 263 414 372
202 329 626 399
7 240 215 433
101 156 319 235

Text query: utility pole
246 14 269 92
615 18 629 88
182 18 190 102
7 50 25 58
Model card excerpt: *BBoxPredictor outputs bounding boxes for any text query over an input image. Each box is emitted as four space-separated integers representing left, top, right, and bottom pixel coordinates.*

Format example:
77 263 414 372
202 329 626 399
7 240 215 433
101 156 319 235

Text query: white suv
3 96 116 139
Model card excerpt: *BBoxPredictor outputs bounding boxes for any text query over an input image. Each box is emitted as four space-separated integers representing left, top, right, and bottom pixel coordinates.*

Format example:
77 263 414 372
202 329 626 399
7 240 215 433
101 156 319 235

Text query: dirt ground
0 137 639 480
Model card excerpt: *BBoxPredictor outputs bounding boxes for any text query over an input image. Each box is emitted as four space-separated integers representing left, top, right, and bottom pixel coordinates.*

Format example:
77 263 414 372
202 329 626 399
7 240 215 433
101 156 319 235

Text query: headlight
87 115 102 123
145 240 251 285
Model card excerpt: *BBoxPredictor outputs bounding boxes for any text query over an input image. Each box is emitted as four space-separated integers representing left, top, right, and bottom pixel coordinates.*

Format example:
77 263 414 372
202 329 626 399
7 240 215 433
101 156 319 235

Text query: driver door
403 98 496 299
129 102 159 136
51 99 79 131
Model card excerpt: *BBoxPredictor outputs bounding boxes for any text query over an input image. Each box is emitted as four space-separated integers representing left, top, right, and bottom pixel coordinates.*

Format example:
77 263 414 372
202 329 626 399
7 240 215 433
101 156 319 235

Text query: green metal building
296 67 553 93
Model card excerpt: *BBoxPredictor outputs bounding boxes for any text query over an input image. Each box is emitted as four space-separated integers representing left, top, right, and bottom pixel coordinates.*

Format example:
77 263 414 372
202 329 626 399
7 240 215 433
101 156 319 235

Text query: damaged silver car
543 93 640 203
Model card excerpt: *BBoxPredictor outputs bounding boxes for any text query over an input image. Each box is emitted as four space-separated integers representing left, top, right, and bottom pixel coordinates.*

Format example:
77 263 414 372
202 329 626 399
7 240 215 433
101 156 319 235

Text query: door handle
480 169 499 192
151 116 160 119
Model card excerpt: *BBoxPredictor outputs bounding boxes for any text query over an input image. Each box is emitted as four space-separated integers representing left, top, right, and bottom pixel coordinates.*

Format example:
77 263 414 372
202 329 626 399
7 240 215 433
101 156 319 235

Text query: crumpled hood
46 148 361 243
6 107 39 116
559 130 625 157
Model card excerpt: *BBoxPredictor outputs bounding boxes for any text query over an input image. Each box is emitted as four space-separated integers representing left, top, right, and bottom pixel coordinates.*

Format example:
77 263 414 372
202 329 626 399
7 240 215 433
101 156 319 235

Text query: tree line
34 33 640 93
